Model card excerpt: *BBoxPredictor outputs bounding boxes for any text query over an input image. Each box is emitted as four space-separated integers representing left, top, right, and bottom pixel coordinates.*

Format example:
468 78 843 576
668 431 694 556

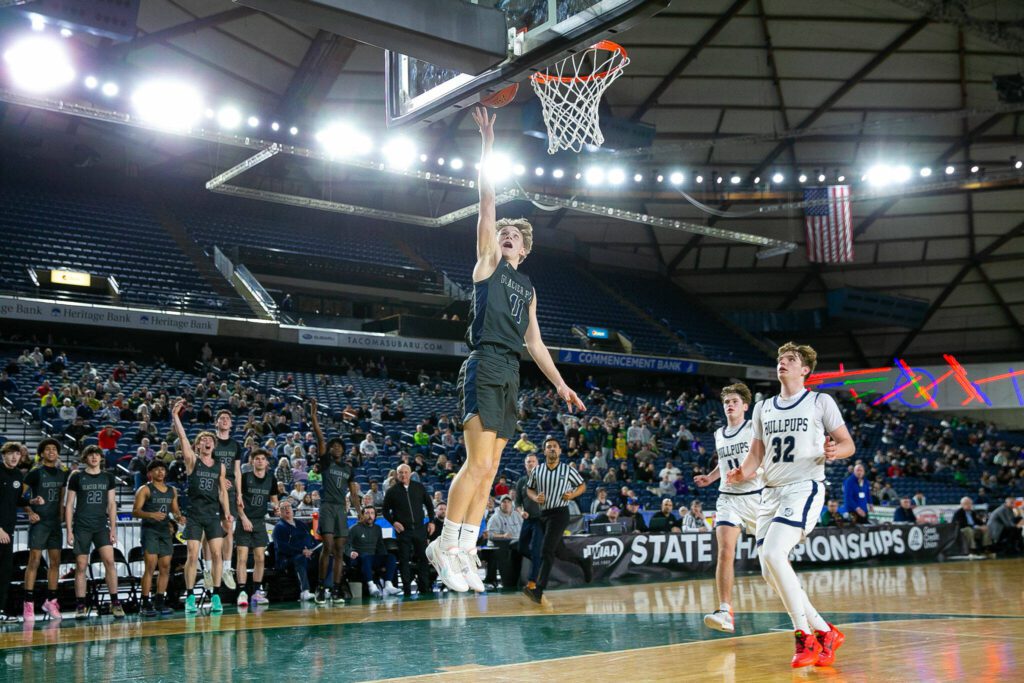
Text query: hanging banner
0 296 219 335
557 349 699 374
547 523 966 587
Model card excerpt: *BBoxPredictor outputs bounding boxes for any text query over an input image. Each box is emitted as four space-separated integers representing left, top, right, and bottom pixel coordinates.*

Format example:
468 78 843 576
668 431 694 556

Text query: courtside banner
293 326 469 355
548 523 965 587
0 295 219 335
557 349 699 374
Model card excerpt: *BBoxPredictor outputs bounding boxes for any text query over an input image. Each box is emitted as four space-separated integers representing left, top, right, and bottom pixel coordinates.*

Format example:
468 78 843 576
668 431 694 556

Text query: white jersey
714 420 762 494
751 389 845 487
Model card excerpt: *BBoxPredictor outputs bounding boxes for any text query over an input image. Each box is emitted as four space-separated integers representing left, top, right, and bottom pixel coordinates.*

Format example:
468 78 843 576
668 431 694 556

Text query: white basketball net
530 41 630 154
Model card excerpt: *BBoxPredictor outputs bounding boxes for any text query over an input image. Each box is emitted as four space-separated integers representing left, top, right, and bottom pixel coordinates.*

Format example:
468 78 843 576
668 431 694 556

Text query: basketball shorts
319 502 348 537
183 514 225 542
755 480 826 544
714 490 762 535
458 347 520 440
28 519 62 550
234 521 270 549
73 526 111 557
142 528 173 558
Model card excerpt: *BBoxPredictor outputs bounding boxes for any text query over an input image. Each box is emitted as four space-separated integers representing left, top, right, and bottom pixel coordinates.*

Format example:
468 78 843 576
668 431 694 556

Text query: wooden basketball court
2 559 1021 681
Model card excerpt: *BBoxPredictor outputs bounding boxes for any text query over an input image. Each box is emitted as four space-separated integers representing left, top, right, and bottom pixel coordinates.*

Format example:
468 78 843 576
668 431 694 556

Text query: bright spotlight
101 82 118 97
289 126 299 136
247 116 259 128
715 176 723 184
945 165 954 175
633 173 643 182
419 153 428 162
669 171 684 185
753 176 760 184
1016 160 1023 170
837 174 846 182
771 172 784 183
695 175 703 184
317 122 372 157
512 163 526 176
575 172 582 180
271 121 280 132
798 173 807 183
132 79 203 130
217 106 242 130
535 166 544 176
450 158 464 170
817 173 826 182
84 75 98 89
919 166 931 177
656 174 664 182
552 168 564 179
60 28 73 39
893 165 912 182
29 14 46 31
3 36 75 93
484 152 513 181
608 168 626 185
437 157 445 166
730 174 741 185
585 167 606 185
382 136 417 169
970 165 979 173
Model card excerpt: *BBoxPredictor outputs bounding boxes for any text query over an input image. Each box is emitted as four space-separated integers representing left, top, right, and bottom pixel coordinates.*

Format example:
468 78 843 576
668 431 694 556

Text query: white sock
760 524 811 633
223 561 231 571
459 525 480 552
719 602 731 613
440 521 462 550
803 592 829 632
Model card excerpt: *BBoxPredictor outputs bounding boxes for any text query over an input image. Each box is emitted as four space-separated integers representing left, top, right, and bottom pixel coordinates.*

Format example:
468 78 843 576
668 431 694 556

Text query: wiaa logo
582 537 624 565
906 526 924 551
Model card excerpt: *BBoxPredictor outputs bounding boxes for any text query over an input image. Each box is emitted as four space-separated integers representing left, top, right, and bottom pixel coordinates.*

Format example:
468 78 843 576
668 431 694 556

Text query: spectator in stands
382 464 434 597
97 424 122 455
590 488 612 515
58 398 77 422
879 481 899 505
381 436 398 457
275 457 293 490
129 447 150 491
430 503 447 542
635 461 656 483
912 491 927 506
383 469 398 492
493 476 510 497
289 480 307 505
592 450 608 476
842 463 872 523
412 425 430 455
649 498 681 533
484 495 522 589
893 498 917 524
673 424 694 454
360 434 379 459
659 459 681 483
167 451 187 484
988 498 1023 555
621 498 648 532
346 507 401 597
819 499 846 527
952 497 990 554
651 473 675 498
272 500 317 601
368 480 385 508
514 433 538 455
681 500 711 532
592 505 622 526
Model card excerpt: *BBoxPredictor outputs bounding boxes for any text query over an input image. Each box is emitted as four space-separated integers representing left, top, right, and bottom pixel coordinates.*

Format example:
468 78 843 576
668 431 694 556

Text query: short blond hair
720 382 752 405
777 342 818 374
495 218 534 261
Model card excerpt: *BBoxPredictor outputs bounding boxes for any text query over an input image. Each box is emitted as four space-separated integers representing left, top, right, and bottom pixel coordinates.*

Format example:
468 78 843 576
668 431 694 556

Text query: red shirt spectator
36 381 51 398
493 477 510 497
887 463 903 478
112 362 128 382
98 426 123 451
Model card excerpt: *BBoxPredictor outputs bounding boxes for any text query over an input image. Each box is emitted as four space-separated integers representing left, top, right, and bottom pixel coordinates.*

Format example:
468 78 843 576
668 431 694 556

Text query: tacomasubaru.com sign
0 296 219 335
558 349 699 374
293 325 470 356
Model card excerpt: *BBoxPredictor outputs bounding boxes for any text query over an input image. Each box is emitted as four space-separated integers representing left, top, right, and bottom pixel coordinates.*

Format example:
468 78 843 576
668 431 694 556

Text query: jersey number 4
770 436 796 463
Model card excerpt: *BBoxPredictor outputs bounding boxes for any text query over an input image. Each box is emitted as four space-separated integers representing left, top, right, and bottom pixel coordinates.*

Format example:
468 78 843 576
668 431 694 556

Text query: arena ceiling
1 0 1023 366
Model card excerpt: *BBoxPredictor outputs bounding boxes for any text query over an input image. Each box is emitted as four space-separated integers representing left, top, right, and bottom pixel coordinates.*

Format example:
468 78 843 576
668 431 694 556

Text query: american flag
804 185 853 263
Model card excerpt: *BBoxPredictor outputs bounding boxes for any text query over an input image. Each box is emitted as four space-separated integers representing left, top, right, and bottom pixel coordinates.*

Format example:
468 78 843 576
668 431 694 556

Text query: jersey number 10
770 436 796 463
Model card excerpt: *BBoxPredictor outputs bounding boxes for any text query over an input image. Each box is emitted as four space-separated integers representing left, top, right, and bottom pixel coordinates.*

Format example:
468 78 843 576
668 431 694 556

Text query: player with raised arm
726 343 855 668
65 445 123 619
311 397 361 605
133 459 183 616
21 438 68 621
172 399 233 614
694 383 760 634
426 106 586 593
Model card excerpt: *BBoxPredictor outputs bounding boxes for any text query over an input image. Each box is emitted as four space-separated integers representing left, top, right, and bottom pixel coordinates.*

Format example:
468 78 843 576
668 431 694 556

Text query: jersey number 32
769 436 795 463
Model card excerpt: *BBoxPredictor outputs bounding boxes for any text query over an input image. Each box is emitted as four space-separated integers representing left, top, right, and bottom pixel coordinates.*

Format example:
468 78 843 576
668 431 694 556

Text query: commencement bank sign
0 296 219 335
558 349 698 374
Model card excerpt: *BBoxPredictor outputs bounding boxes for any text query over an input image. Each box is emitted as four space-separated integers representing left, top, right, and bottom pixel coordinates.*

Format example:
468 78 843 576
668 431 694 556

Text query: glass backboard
385 0 670 128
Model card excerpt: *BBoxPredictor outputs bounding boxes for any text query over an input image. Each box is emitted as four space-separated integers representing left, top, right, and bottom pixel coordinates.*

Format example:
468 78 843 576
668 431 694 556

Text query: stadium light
837 174 846 182
1016 159 1023 170
695 174 703 184
289 126 299 135
817 173 826 182
865 164 911 186
512 163 526 176
585 166 606 185
608 168 626 185
552 168 564 179
438 157 446 166
633 173 643 182
945 165 955 175
920 166 932 177
484 152 513 181
382 136 417 169
450 158 464 170
316 122 371 157
271 121 280 132
29 14 46 31
656 174 664 182
534 166 544 176
669 171 684 185
970 165 979 173
84 75 98 89
730 173 741 185
772 172 784 183
132 79 203 130
217 106 242 130
60 28 73 38
101 82 119 97
798 173 807 183
715 175 723 184
4 36 75 93
247 116 259 128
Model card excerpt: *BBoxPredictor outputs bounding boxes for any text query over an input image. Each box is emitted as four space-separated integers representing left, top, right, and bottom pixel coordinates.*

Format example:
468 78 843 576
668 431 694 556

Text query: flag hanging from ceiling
804 185 853 263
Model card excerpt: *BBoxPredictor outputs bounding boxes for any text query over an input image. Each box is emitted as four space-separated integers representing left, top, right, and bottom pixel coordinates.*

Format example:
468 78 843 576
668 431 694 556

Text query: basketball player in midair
173 399 233 614
694 383 760 633
426 105 586 592
726 343 854 668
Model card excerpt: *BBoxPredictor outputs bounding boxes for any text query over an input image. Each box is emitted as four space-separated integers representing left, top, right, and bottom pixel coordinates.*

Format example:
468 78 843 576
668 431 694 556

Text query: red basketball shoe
815 623 845 666
792 630 823 668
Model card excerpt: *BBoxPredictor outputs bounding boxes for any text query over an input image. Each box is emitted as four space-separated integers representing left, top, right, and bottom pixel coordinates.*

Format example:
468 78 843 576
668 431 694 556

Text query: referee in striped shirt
523 437 593 603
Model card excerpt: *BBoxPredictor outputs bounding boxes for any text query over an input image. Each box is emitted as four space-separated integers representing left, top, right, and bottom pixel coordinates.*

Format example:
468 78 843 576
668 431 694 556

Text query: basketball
480 83 519 108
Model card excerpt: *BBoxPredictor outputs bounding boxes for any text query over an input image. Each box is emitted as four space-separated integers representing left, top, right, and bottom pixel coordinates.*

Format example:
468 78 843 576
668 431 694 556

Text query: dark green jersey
187 458 223 519
142 482 176 532
321 459 353 506
239 471 276 521
466 260 533 354
68 470 115 530
24 465 69 520
213 437 241 477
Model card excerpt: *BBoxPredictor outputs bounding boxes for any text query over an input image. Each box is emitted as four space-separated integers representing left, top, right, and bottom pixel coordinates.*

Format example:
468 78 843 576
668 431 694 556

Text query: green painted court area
1 602 1014 682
